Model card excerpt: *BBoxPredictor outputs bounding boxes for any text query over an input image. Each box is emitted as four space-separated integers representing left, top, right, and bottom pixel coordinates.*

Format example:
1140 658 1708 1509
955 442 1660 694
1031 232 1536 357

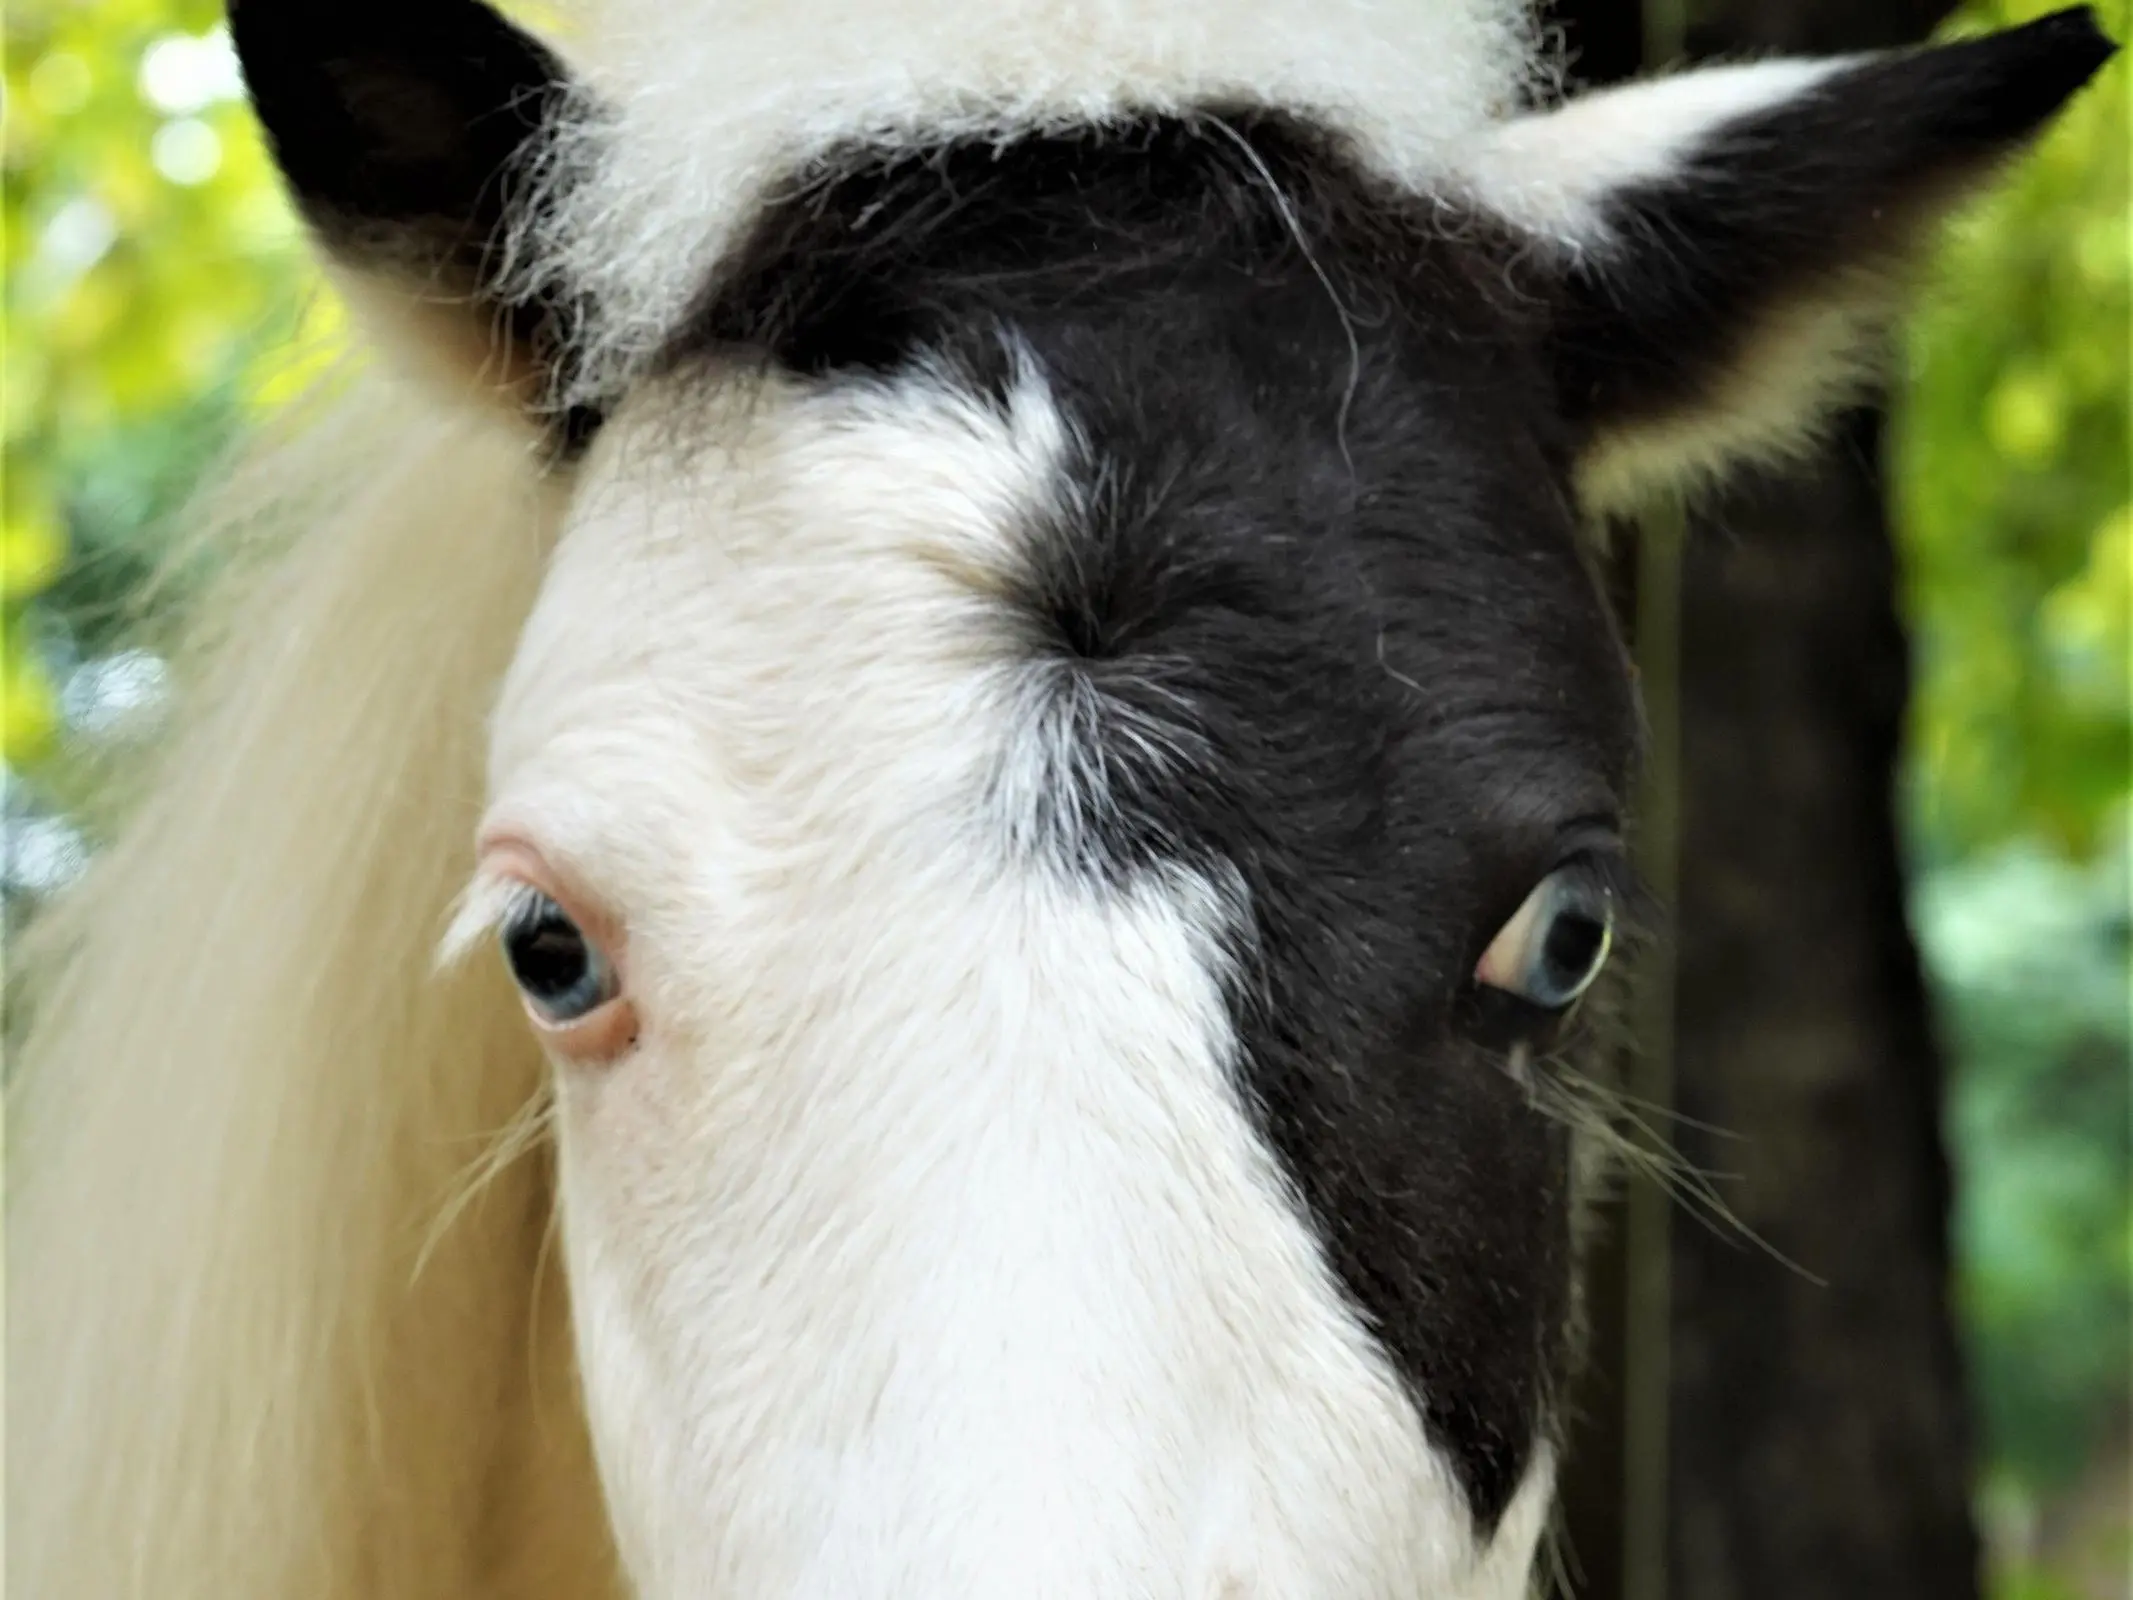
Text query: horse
9 1 2113 1594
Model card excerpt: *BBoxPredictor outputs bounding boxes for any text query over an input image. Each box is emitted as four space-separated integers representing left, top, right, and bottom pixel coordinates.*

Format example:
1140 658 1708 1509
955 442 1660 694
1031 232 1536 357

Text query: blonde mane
7 373 623 1598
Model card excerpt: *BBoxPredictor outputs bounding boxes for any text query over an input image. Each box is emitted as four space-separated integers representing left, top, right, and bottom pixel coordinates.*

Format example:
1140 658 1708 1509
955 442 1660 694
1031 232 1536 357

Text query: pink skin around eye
1474 888 1543 991
477 835 640 1065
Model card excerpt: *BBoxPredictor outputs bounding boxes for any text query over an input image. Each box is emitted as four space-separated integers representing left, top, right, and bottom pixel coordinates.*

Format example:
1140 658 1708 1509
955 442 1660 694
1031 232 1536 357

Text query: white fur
469 359 1554 1596
529 0 1550 404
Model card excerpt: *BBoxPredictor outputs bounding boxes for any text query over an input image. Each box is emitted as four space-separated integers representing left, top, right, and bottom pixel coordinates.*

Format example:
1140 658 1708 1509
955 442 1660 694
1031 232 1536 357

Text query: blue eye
1475 867 1616 1010
501 892 620 1025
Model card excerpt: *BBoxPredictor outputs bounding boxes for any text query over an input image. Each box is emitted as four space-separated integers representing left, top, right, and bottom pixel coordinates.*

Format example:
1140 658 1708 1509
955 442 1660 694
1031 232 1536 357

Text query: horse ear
1466 8 2117 514
230 0 587 419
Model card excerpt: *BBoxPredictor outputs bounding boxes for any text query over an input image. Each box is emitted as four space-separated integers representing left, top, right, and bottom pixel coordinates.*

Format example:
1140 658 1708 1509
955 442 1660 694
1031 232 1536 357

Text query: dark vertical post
1619 0 1689 1585
1542 3 1981 1598
1537 14 1650 1597
1667 0 1979 1590
1666 419 1982 1600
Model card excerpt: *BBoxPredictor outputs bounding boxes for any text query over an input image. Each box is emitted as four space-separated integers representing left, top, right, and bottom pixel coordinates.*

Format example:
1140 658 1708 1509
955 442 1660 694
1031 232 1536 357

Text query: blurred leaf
3 0 318 767
1897 0 2132 865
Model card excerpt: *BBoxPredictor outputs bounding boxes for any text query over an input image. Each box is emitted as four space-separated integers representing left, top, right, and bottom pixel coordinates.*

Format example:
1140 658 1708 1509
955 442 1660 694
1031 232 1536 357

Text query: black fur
690 113 1643 1532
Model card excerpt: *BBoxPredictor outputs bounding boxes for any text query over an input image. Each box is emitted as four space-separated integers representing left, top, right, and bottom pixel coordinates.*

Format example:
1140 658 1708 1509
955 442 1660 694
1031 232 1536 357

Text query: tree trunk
1666 411 1980 1600
1543 6 1981 1600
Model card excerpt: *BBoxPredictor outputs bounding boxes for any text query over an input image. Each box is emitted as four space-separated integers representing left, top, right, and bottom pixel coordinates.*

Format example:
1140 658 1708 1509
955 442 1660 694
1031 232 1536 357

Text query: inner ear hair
231 0 592 423
1520 6 2118 514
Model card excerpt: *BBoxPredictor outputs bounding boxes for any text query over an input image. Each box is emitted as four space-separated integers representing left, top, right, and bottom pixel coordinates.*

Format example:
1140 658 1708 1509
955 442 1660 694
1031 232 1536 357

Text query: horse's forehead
493 102 1628 886
496 303 1623 894
541 0 1544 394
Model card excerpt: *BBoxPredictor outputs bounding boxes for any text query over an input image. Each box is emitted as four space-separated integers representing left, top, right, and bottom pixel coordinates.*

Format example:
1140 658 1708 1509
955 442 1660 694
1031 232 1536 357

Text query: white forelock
527 0 1551 403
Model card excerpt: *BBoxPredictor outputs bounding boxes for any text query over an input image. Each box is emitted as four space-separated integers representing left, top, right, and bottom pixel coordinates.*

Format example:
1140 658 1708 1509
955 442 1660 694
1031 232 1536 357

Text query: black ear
230 0 587 419
1465 8 2118 512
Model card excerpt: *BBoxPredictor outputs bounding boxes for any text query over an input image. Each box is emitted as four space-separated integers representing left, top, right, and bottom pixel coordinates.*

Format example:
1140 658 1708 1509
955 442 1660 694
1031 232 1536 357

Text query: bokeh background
4 1 2127 1596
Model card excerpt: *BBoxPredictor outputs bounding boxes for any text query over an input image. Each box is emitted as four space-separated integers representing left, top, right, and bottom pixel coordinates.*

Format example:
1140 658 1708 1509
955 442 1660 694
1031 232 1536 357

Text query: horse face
464 171 1636 1582
233 3 2113 1594
466 350 1604 1591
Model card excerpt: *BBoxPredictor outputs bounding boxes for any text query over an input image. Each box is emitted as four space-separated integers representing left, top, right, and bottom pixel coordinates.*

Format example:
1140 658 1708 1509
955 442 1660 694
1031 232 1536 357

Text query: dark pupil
1540 909 1606 991
504 908 590 1002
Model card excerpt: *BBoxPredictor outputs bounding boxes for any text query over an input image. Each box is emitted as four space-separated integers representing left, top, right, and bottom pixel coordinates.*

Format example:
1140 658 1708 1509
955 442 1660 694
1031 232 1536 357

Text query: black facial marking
230 0 594 433
687 112 1643 1533
1550 5 2117 450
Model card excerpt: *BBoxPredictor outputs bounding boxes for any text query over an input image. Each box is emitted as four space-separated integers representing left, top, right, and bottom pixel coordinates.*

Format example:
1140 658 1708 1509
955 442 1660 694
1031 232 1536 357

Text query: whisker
412 1089 557 1288
1533 1058 1829 1289
1205 114 1363 483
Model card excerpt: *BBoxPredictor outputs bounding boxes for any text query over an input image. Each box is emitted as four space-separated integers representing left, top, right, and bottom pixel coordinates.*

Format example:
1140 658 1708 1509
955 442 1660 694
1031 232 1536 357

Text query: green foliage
1895 8 2130 1587
3 0 335 761
1918 842 2131 1490
1898 0 2131 866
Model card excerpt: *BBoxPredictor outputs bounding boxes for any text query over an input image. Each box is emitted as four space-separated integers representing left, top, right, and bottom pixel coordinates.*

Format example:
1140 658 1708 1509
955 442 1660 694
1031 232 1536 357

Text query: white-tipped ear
1462 8 2117 515
231 0 594 429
